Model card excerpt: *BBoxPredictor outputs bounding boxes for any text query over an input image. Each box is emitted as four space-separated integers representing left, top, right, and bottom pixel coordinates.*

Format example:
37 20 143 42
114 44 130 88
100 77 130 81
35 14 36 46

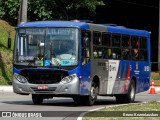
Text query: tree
0 0 20 25
28 0 105 21
0 0 105 25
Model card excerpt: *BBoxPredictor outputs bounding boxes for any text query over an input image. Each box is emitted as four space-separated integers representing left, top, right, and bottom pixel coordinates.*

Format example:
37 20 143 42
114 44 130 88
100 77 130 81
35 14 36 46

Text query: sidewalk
0 86 13 92
0 86 160 93
154 86 160 93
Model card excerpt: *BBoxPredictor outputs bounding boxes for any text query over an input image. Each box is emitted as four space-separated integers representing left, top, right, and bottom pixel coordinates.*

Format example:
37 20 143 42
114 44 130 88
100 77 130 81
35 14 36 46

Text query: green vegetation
0 0 105 25
151 76 160 81
0 19 15 85
83 101 160 120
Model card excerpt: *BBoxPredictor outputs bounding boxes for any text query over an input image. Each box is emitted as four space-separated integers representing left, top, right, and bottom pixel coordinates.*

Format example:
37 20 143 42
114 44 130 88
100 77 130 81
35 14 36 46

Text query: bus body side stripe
123 64 131 93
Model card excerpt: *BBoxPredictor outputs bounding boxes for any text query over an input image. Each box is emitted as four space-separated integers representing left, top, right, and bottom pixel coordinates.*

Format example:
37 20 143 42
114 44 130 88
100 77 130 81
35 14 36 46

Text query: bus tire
125 80 136 103
116 80 135 103
32 94 43 105
115 95 124 104
85 81 98 106
72 96 84 105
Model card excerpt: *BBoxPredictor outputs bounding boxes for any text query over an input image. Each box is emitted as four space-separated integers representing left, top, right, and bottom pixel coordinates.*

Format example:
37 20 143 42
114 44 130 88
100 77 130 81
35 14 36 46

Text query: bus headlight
14 73 27 83
61 74 77 84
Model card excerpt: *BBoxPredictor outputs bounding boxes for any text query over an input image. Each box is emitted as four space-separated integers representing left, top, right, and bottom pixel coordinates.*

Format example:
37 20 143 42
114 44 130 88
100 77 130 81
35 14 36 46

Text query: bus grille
28 74 61 84
21 70 68 84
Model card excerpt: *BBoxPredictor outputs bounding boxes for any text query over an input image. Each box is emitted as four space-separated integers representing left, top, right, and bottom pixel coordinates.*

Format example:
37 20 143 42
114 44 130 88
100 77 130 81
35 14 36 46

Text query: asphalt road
0 91 160 120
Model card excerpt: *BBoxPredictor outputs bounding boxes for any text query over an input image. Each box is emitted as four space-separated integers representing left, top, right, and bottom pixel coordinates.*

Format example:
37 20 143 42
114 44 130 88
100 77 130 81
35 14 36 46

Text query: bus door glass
81 30 91 89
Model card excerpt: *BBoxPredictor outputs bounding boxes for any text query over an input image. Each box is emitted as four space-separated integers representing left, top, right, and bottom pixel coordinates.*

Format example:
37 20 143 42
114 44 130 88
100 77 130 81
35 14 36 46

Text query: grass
83 101 160 120
0 19 15 85
151 76 160 81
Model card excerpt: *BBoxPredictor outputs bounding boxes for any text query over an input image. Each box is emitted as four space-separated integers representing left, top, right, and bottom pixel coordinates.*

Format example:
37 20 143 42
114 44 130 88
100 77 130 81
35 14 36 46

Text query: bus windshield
14 28 79 67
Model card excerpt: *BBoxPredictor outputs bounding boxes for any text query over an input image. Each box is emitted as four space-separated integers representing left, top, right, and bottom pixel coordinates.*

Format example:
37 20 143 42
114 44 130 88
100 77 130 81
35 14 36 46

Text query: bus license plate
38 85 48 90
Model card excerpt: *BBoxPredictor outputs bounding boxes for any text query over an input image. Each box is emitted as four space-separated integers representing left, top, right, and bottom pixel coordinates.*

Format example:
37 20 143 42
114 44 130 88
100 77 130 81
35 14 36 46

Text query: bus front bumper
12 76 79 95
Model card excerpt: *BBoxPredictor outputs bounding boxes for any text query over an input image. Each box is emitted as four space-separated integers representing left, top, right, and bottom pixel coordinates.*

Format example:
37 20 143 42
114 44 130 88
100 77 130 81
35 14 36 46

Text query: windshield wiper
56 60 62 69
50 58 62 69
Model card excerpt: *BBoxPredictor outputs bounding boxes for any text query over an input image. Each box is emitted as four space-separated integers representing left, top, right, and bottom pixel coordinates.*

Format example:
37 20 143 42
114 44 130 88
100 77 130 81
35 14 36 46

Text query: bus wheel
125 80 136 103
32 94 43 105
72 96 84 105
116 80 135 103
85 81 98 106
115 95 124 104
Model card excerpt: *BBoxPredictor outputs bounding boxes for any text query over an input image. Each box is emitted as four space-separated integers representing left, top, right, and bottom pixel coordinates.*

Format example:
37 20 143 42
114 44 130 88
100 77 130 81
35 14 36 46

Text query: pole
158 0 160 71
21 0 28 23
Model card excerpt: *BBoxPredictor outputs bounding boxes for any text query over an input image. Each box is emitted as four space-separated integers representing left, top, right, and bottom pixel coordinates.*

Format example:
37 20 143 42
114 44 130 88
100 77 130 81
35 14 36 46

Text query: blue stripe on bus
13 67 21 74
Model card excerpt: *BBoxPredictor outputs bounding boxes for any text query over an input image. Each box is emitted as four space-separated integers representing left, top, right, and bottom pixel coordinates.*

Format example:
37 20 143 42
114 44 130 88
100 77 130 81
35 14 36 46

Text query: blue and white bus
12 21 151 105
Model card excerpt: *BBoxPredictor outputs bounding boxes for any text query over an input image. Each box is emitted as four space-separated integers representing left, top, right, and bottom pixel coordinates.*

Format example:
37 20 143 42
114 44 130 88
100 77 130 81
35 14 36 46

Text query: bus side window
112 34 120 47
139 37 148 61
93 32 102 59
131 36 140 61
101 33 111 59
131 36 139 48
102 33 111 46
82 30 91 65
112 34 121 59
93 32 101 45
122 35 130 48
121 35 131 60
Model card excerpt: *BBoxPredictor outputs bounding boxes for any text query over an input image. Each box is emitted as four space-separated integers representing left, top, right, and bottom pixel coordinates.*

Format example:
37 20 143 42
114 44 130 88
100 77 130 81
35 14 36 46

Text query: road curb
0 86 13 92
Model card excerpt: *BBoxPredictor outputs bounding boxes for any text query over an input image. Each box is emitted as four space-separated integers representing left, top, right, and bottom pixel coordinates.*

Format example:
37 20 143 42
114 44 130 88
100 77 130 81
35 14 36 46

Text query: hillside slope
0 20 15 85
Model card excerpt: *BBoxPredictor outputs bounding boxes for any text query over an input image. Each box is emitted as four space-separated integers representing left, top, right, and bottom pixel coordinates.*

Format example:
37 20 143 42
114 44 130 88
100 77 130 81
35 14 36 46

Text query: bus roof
106 26 150 37
18 21 90 29
18 21 150 37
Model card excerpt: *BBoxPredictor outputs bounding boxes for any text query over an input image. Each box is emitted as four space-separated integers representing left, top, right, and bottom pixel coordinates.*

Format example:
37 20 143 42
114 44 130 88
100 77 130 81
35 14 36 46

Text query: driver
61 41 75 54
57 41 76 59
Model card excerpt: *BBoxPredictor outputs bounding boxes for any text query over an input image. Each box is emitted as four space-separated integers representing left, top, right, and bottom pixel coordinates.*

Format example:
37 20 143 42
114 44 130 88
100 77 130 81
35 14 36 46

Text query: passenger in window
108 49 112 59
101 48 112 59
98 51 102 58
117 53 121 59
105 49 112 59
93 50 98 58
122 49 130 60
132 49 144 61
61 41 75 54
133 49 139 60
112 53 116 59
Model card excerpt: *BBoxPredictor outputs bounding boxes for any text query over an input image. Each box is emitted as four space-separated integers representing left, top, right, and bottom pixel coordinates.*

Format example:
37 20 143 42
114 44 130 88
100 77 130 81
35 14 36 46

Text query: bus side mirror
8 38 11 48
